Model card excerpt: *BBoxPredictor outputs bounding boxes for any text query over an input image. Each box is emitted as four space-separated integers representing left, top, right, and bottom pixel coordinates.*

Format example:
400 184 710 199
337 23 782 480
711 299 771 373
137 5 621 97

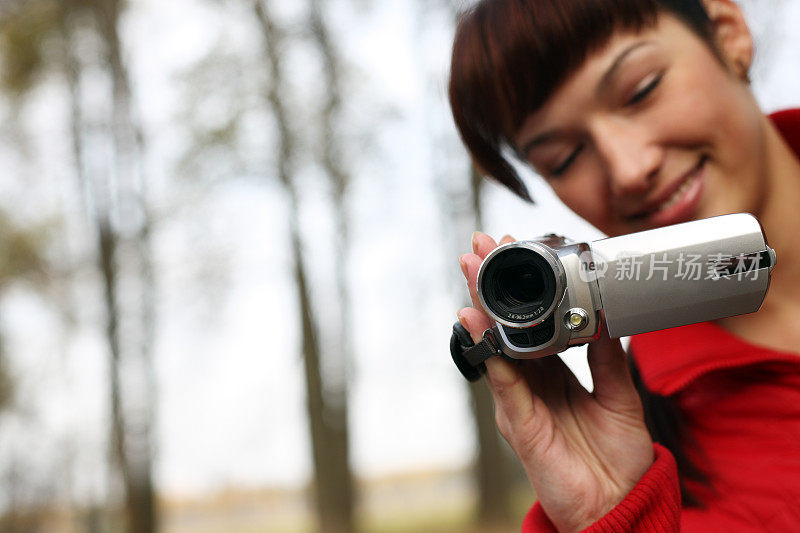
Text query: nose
591 117 663 197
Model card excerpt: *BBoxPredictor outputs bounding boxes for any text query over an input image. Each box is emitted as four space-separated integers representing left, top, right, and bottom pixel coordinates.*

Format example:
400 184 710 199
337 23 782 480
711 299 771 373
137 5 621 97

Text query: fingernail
502 234 513 243
458 255 468 277
457 311 467 328
472 231 481 250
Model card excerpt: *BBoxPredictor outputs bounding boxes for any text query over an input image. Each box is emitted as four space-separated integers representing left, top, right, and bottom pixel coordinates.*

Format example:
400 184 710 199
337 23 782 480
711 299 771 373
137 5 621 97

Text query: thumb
456 306 493 344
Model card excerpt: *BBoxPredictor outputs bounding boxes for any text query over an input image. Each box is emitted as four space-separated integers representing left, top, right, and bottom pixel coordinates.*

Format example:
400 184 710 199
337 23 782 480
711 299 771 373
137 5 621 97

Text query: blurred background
0 0 797 532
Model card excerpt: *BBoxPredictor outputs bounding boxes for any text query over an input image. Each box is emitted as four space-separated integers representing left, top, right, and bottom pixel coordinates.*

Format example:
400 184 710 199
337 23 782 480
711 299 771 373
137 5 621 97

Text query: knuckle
490 372 523 399
494 409 512 440
515 421 553 460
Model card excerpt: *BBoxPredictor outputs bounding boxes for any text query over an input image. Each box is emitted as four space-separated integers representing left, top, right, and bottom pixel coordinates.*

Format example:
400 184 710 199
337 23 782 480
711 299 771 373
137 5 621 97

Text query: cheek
551 174 611 228
667 61 759 153
674 68 765 204
704 166 763 216
655 71 729 145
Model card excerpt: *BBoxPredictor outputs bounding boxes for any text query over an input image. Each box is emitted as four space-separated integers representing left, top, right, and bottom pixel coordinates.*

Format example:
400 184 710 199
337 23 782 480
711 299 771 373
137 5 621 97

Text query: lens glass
480 247 559 324
498 264 545 306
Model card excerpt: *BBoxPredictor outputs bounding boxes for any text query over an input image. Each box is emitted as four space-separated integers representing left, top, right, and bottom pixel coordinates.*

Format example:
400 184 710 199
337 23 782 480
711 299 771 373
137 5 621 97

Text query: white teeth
656 172 698 212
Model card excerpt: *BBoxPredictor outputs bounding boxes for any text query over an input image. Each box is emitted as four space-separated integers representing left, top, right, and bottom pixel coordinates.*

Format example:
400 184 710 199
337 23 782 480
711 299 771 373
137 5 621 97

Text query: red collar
628 108 800 395
771 108 800 156
629 321 800 395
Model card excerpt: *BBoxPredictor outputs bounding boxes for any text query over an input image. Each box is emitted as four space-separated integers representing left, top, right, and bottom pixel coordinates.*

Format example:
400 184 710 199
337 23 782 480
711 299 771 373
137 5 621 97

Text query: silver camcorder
450 213 776 381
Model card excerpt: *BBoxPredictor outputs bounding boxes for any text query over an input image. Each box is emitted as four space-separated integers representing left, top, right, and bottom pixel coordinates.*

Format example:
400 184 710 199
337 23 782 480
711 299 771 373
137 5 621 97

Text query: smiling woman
512 15 766 236
449 0 800 531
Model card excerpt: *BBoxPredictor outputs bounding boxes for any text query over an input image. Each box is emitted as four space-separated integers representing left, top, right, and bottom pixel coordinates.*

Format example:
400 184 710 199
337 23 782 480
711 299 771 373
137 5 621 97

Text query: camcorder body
451 213 776 381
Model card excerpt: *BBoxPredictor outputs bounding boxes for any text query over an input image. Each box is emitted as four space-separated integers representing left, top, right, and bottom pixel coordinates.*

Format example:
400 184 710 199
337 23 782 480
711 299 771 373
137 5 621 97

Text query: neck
748 115 800 310
713 114 800 350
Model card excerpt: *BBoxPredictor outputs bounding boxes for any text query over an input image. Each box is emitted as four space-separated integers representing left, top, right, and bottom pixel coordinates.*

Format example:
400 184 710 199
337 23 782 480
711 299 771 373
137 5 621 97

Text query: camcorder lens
480 247 558 324
498 264 545 306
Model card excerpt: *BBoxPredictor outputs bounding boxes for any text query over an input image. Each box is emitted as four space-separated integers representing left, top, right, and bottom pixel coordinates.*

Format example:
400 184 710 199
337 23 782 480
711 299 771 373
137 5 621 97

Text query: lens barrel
478 245 561 326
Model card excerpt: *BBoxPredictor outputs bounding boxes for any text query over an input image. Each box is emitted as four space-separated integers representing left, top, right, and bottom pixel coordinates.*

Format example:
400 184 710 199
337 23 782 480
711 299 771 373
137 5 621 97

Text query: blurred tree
0 211 48 414
0 1 157 531
0 2 61 480
306 1 357 532
464 167 514 527
82 1 158 529
417 0 516 526
253 1 355 531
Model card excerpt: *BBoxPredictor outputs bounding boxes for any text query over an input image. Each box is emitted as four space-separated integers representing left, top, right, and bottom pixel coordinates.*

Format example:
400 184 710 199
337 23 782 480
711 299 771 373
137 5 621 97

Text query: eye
627 72 663 105
550 143 584 177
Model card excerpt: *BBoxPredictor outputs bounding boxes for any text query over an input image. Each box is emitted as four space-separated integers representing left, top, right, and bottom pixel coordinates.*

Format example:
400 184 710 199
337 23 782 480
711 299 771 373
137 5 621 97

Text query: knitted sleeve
521 443 680 532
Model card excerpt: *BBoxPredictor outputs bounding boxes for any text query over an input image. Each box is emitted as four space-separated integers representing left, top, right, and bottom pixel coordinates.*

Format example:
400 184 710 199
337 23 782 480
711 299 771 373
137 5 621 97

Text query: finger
490 379 555 483
519 353 590 406
499 234 515 245
459 253 482 282
472 231 498 259
461 253 489 315
587 330 641 410
457 306 493 345
492 403 513 443
485 357 539 438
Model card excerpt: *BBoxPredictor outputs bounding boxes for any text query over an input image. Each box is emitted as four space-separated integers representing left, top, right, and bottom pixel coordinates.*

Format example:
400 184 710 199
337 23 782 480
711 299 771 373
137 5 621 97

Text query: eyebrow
519 40 656 157
596 40 655 97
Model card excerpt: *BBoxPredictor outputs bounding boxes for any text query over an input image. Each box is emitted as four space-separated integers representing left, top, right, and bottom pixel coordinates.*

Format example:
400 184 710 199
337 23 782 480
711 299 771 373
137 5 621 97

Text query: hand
458 232 654 532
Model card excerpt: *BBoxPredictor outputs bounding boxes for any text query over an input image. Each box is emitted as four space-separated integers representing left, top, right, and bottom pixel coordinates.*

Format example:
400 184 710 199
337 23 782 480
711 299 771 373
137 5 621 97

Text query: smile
655 165 703 212
627 156 707 226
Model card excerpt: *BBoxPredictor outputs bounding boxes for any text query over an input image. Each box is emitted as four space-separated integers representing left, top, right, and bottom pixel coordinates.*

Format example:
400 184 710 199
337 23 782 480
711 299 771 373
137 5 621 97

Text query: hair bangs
449 0 661 200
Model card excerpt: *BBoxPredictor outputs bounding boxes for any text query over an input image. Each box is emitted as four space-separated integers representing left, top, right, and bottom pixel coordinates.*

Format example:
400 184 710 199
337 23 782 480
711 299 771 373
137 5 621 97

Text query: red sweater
522 109 800 532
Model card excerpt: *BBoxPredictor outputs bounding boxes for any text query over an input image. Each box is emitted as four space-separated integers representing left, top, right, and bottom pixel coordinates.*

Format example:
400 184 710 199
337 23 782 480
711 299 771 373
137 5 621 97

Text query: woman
450 0 800 531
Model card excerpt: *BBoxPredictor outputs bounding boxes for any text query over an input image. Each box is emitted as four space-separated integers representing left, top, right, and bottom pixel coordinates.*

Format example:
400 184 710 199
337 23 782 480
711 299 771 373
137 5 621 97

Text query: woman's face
513 13 766 237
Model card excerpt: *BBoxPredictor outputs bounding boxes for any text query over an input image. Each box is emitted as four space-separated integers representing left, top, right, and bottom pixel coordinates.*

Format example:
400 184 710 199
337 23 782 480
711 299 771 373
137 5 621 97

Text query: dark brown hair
448 0 715 201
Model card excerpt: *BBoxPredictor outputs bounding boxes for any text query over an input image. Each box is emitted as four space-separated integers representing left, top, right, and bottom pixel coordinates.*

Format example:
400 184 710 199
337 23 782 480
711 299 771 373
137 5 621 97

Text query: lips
625 156 708 221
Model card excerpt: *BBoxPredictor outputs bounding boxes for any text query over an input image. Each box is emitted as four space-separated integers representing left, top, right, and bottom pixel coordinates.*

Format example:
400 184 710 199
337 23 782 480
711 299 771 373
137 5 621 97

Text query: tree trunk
92 1 157 530
65 1 157 530
425 0 516 515
253 1 354 531
308 1 356 531
466 166 513 526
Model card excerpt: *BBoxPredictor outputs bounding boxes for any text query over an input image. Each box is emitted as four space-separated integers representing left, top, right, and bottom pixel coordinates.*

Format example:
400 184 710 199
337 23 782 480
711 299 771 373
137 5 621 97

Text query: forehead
513 15 691 146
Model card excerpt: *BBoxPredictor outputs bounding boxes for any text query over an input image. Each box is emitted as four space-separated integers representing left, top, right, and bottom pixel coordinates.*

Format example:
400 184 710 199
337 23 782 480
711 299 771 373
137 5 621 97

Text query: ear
702 0 754 79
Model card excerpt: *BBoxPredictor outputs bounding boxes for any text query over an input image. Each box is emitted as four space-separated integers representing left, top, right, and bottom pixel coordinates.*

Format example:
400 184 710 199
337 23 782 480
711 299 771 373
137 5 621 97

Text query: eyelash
628 71 663 105
550 144 584 177
548 72 664 177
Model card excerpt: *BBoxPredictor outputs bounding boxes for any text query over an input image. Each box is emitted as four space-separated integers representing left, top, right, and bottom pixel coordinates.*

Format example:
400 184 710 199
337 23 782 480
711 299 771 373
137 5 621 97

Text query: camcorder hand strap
450 322 502 382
